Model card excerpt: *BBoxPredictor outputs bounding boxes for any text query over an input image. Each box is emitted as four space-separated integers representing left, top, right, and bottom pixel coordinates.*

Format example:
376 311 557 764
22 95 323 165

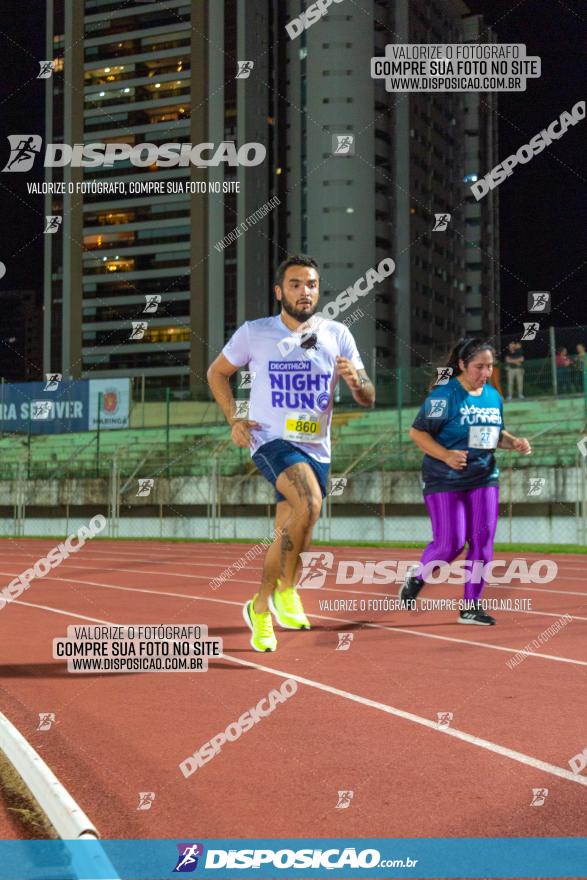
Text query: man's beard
280 295 318 323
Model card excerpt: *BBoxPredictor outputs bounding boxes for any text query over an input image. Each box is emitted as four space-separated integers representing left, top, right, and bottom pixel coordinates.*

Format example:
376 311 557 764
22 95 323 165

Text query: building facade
462 13 500 343
45 0 280 394
283 0 500 399
45 0 499 401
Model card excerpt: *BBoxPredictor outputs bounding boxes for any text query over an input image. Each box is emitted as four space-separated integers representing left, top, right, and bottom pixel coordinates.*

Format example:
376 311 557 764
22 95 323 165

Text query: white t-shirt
222 314 364 462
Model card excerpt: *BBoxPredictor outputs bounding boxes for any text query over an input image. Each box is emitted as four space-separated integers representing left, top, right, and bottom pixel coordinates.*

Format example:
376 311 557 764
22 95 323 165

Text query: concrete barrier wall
0 466 583 506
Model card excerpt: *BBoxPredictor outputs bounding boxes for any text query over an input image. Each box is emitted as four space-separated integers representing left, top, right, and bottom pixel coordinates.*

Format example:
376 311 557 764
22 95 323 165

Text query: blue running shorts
252 439 330 503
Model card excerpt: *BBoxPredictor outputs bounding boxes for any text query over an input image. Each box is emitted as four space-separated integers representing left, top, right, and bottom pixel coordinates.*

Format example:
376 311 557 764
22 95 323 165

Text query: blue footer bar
0 838 584 879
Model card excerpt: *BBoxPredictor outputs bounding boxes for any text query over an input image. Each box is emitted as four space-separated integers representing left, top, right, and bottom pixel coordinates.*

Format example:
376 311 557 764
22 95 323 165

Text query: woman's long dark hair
429 337 496 389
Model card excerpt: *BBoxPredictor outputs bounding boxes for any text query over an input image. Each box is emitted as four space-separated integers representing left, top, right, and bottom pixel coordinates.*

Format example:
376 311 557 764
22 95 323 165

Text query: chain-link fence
1 366 586 547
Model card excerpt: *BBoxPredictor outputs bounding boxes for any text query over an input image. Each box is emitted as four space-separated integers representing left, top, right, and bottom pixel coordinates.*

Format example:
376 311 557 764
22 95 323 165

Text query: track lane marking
9 598 587 789
7 577 585 667
2 556 586 599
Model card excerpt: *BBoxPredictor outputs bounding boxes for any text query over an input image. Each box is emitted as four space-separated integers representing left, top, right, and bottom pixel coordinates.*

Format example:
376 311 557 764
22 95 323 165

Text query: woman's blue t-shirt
411 377 504 495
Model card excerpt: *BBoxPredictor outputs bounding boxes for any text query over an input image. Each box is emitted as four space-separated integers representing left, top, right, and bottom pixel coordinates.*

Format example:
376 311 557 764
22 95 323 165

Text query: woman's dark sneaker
399 564 425 607
458 599 496 626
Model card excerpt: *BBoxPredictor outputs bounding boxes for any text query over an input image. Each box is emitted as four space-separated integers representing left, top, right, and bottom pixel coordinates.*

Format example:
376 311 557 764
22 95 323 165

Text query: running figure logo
528 291 551 313
336 633 354 651
530 788 548 806
137 792 156 810
427 399 447 418
521 322 539 341
527 478 545 496
336 791 354 809
238 371 256 390
2 135 42 172
432 213 451 231
173 843 204 873
37 61 55 78
44 373 61 391
37 713 55 731
329 477 347 496
435 367 453 386
143 294 161 313
236 61 254 79
332 134 355 156
298 551 334 589
44 216 62 234
130 321 148 340
436 711 453 729
31 401 54 420
233 400 249 419
137 479 154 497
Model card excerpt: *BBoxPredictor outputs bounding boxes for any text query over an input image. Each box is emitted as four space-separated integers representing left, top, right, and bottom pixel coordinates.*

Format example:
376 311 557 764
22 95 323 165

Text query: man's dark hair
274 254 320 290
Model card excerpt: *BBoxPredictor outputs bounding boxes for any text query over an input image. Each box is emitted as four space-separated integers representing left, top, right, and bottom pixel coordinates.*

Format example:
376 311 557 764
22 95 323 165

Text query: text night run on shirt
268 361 331 410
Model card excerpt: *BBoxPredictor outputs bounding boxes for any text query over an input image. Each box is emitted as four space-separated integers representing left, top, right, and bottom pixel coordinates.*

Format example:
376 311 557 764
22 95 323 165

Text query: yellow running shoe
269 586 311 630
243 594 277 652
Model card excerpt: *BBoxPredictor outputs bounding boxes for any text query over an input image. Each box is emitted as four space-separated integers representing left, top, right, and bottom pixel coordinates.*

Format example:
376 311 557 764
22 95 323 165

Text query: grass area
0 752 57 839
1 535 586 554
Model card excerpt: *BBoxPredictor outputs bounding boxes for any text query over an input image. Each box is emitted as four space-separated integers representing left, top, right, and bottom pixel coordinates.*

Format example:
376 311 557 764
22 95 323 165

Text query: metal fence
127 355 587 419
1 358 587 547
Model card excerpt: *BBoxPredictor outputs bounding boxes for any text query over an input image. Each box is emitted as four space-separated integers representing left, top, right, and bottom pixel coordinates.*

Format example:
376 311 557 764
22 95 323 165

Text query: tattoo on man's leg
284 466 315 520
279 527 294 579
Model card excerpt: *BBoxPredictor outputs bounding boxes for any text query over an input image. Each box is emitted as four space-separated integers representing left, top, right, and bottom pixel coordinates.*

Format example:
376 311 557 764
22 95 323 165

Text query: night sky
0 0 585 332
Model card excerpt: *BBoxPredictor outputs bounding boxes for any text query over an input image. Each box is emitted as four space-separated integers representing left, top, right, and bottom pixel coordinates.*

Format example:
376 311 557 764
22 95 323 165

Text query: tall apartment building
45 0 280 393
462 13 500 343
45 0 499 399
283 0 500 396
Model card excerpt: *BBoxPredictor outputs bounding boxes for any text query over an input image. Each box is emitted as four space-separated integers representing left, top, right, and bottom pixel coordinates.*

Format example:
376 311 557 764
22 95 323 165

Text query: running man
399 338 531 625
207 254 375 651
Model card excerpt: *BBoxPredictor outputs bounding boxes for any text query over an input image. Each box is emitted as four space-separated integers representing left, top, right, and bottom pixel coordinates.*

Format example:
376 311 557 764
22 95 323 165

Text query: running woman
399 338 531 625
207 254 375 651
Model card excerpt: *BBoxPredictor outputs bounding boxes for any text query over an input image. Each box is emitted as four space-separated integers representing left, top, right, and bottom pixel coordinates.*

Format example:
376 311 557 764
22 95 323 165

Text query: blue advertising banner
0 838 584 880
0 379 130 434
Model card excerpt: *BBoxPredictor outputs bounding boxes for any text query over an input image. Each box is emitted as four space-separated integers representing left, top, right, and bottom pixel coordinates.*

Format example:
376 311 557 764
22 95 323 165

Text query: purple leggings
417 485 500 601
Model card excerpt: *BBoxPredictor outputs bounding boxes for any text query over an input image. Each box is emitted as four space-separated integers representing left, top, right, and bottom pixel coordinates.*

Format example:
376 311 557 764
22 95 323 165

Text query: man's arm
351 369 376 407
206 353 240 424
335 357 375 407
207 353 260 448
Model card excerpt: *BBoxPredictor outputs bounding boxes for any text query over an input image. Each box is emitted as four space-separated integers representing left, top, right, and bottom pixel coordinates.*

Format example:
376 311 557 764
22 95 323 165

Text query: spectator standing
574 343 586 392
555 347 573 395
504 341 525 401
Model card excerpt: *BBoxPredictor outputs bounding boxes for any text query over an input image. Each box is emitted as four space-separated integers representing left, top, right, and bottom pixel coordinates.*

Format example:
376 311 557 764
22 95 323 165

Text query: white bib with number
283 412 326 444
468 425 500 449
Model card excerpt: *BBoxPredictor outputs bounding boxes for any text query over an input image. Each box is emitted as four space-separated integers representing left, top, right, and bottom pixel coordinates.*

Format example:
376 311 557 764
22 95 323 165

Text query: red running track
0 539 585 850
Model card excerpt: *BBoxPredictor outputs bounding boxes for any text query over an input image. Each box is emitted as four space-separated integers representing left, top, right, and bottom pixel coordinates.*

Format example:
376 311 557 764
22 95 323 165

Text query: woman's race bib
468 425 500 449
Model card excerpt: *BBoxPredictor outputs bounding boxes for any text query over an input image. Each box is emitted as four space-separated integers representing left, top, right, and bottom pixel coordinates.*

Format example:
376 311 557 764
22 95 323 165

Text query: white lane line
219 653 587 788
9 598 587 790
3 555 587 601
5 538 587 571
9 576 586 667
5 545 587 586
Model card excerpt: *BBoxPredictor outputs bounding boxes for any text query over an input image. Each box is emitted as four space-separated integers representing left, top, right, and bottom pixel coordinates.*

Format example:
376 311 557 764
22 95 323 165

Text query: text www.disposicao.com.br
70 657 201 671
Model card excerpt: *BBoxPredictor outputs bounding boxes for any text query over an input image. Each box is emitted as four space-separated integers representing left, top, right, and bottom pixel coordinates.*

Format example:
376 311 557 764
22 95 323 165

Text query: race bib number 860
283 412 324 444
